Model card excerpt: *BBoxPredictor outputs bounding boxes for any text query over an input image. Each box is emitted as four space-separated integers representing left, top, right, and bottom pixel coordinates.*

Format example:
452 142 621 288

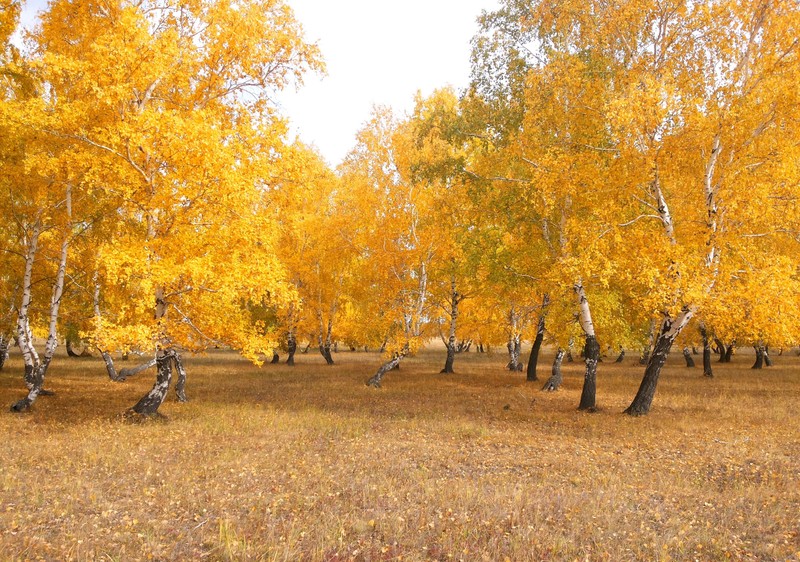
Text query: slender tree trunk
615 349 625 363
542 348 565 392
441 277 462 374
0 335 9 371
526 295 549 382
13 208 70 412
764 347 773 367
286 330 297 366
92 276 128 382
625 308 694 416
318 315 334 365
441 344 456 374
700 325 713 377
575 282 599 411
751 345 764 369
683 347 695 367
99 350 125 382
366 345 409 388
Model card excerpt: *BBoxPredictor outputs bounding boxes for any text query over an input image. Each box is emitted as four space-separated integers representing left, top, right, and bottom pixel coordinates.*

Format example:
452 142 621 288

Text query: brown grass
1 347 799 561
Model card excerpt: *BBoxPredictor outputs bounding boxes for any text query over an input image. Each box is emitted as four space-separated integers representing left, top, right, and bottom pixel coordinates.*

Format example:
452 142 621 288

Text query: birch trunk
13 205 70 412
683 347 695 368
751 345 764 369
119 358 157 378
542 348 565 392
129 287 177 415
0 335 9 371
526 294 549 382
173 352 188 402
440 277 462 374
700 325 713 377
130 349 175 415
286 330 297 366
625 307 695 416
575 282 599 411
92 278 127 382
366 345 409 388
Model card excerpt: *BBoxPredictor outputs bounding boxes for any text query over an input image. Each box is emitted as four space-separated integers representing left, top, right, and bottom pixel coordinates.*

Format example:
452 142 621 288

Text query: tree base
122 409 169 424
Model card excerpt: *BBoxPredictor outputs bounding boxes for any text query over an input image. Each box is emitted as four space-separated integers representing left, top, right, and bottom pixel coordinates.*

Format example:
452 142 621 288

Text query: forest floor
1 346 799 561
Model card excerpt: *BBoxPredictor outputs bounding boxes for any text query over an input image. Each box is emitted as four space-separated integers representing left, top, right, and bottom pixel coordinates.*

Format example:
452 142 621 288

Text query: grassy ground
1 346 799 561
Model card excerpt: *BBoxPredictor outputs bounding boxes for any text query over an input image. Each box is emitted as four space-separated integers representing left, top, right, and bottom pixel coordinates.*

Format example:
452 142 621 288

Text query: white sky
278 0 498 166
16 0 498 166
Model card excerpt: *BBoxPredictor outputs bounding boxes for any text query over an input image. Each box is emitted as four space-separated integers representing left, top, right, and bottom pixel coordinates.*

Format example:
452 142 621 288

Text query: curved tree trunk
12 211 69 412
526 295 548 382
441 343 456 374
66 339 80 357
366 345 409 388
615 349 625 363
130 348 176 416
625 307 694 416
99 350 126 382
683 347 695 368
542 348 565 392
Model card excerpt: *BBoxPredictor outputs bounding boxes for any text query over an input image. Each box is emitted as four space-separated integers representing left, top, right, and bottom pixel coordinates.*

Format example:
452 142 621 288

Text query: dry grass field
1 346 799 561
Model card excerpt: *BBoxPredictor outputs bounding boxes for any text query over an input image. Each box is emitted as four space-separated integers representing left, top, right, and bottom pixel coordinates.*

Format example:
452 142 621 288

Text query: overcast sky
17 0 498 166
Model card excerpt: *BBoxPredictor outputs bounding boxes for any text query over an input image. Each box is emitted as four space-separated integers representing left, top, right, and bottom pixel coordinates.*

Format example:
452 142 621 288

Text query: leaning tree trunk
119 358 156 379
764 347 773 367
99 350 126 382
526 295 549 382
366 345 409 388
751 345 764 369
625 307 694 416
683 347 695 367
575 282 599 411
615 349 625 363
542 348 565 392
130 348 176 415
699 325 713 377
